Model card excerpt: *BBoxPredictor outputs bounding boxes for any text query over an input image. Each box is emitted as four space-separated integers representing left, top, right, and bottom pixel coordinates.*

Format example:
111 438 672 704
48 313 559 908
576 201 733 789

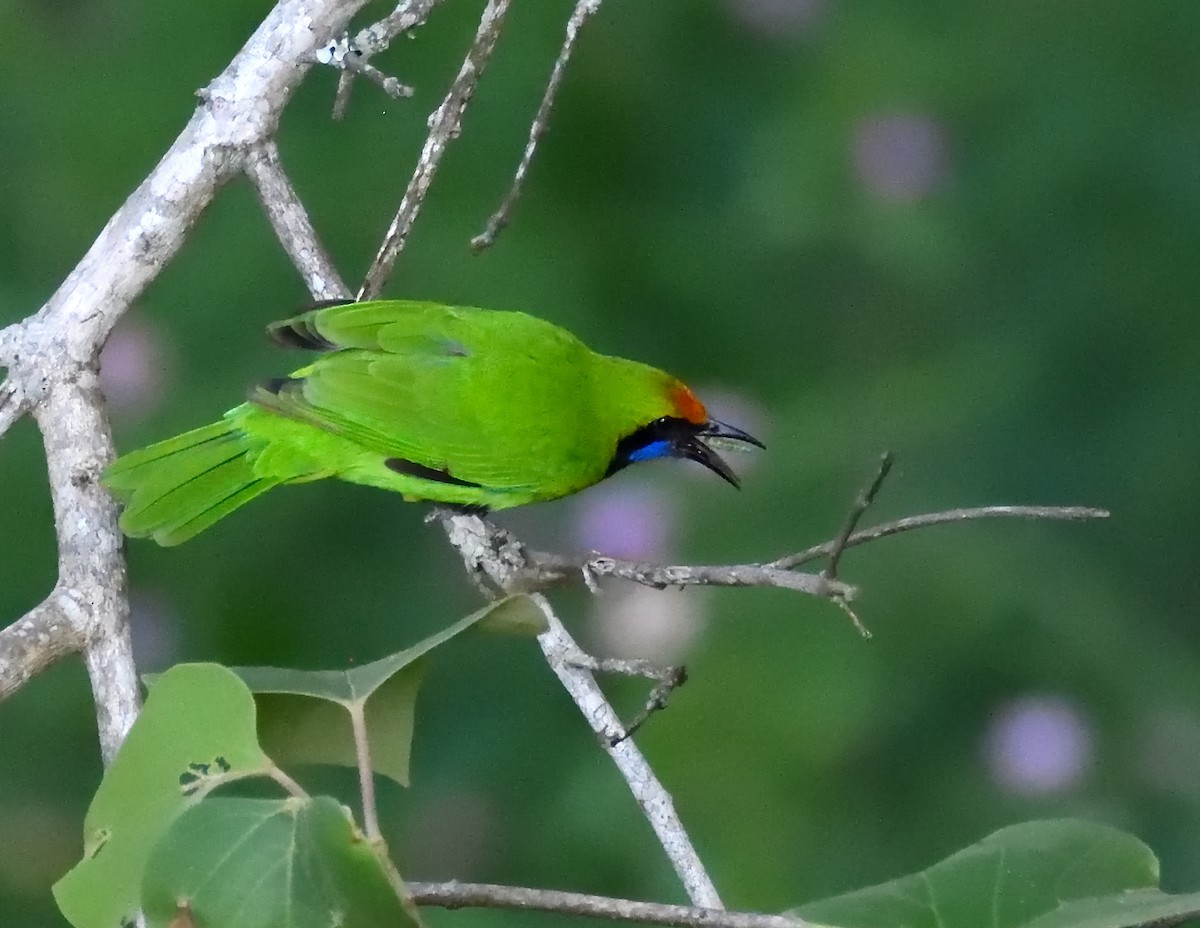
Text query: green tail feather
104 419 278 546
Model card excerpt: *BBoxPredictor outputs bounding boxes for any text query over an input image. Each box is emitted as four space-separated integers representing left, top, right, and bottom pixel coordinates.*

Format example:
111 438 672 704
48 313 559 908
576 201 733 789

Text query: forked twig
823 452 894 580
329 0 445 119
567 655 688 744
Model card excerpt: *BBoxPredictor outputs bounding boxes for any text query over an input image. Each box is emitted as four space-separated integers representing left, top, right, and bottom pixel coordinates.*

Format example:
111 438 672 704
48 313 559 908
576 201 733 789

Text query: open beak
682 419 765 488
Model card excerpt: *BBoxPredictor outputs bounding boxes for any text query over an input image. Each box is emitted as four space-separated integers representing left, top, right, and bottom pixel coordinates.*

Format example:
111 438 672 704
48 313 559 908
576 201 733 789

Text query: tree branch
438 513 724 907
0 593 84 703
330 0 445 119
358 0 513 299
773 505 1109 570
0 0 379 761
535 596 724 908
471 0 605 252
407 881 808 928
0 375 31 443
244 140 351 301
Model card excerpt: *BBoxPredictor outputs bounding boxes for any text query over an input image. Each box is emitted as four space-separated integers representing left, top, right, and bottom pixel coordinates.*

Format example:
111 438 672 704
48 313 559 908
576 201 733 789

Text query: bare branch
0 0 378 762
321 40 415 119
773 505 1110 571
407 881 809 928
29 381 139 764
244 141 351 300
0 375 31 443
577 556 855 600
535 596 725 908
437 512 723 908
331 0 446 119
0 593 84 703
471 0 604 252
358 0 513 299
352 0 444 56
823 452 894 580
434 497 1103 614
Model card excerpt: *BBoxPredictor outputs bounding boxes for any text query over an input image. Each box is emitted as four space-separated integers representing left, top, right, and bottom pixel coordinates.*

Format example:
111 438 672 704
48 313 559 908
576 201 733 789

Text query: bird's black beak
683 419 765 489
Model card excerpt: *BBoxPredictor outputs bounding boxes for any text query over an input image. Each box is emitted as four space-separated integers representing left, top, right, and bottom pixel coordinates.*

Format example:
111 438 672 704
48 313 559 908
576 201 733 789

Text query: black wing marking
385 457 483 488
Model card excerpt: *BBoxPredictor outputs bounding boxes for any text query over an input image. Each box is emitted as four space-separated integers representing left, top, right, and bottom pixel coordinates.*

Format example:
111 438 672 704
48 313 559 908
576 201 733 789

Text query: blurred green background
3 0 1200 924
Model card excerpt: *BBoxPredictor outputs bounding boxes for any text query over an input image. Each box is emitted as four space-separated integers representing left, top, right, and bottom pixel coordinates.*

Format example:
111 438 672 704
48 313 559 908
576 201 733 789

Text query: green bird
104 300 764 545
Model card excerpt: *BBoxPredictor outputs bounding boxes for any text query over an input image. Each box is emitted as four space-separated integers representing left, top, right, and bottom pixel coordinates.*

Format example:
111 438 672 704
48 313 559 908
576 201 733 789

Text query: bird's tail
104 418 278 546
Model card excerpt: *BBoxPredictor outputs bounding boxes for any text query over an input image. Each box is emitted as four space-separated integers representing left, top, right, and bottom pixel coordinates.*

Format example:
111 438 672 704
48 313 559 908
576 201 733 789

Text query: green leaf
231 594 544 787
141 796 422 928
1024 890 1200 928
793 819 1196 928
55 664 271 928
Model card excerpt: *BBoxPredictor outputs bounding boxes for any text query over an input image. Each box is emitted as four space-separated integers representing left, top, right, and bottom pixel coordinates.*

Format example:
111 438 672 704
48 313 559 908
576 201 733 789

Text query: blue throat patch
628 439 673 463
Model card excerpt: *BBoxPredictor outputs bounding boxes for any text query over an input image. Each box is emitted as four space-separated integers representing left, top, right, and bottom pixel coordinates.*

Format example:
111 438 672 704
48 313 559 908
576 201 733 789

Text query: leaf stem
348 701 382 840
267 763 309 799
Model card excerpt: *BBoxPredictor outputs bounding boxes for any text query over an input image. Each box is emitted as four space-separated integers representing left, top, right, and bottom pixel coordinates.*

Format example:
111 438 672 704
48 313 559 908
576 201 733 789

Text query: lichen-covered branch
0 0 378 761
329 0 445 118
245 141 351 301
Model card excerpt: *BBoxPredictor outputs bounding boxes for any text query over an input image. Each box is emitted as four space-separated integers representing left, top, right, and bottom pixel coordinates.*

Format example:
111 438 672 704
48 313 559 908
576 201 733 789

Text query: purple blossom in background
99 314 170 418
985 694 1094 795
573 481 674 561
852 112 948 203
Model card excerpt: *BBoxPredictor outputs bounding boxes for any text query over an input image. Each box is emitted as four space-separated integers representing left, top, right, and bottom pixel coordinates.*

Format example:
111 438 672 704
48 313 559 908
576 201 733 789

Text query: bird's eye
654 416 670 427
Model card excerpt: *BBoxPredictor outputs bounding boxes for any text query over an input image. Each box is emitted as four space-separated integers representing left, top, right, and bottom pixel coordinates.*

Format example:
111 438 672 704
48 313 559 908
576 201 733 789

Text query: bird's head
606 379 764 487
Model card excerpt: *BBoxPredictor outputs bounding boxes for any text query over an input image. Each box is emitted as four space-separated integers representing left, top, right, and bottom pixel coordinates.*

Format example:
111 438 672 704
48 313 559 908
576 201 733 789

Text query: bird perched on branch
105 300 764 545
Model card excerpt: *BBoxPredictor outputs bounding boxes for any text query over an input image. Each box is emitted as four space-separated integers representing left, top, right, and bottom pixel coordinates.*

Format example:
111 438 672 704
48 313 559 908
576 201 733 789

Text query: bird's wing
268 300 483 355
254 331 602 492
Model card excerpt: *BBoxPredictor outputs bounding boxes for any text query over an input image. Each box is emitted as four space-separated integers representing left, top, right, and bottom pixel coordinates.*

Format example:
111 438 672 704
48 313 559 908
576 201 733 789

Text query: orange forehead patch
669 382 708 425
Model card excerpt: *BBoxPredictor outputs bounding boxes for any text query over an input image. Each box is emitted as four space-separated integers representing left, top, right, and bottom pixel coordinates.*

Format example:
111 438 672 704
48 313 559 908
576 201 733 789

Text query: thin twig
406 881 808 928
615 666 688 745
340 50 414 100
317 38 413 121
520 549 854 599
566 655 688 745
471 0 604 252
358 0 513 300
331 0 445 118
244 140 351 301
823 452 894 580
582 557 854 600
353 0 444 56
348 701 382 840
773 505 1110 571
